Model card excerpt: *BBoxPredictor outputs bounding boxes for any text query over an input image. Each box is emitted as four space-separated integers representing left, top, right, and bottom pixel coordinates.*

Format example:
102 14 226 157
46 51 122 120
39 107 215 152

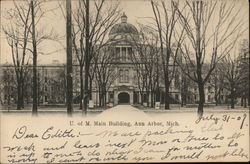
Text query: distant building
0 62 66 105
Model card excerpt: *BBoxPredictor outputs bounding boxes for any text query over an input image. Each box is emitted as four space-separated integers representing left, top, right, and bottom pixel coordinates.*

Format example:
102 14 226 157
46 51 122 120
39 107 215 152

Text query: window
116 47 120 61
175 94 179 100
119 69 129 83
133 75 137 84
119 69 123 82
124 70 129 83
128 47 132 60
122 47 126 61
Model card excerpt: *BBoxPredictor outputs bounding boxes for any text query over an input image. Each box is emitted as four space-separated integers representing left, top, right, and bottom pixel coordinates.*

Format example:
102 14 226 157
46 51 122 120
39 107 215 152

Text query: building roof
109 12 139 36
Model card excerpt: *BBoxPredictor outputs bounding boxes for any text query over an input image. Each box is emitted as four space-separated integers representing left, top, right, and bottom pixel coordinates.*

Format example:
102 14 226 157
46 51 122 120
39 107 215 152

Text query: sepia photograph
0 0 249 163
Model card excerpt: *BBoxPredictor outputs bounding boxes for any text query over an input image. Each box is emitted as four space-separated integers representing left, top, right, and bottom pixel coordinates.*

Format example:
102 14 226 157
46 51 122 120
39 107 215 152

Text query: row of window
115 47 132 61
119 69 129 83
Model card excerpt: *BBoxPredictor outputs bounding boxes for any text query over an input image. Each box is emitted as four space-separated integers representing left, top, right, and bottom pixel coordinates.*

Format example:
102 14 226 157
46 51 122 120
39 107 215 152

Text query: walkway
96 104 150 120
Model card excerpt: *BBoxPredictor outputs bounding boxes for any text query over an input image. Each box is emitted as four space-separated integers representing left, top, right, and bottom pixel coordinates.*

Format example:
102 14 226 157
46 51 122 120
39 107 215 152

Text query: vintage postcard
0 0 249 163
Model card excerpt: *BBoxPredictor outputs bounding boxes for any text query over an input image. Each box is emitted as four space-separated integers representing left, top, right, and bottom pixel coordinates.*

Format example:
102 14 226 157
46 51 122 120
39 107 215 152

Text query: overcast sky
0 0 249 64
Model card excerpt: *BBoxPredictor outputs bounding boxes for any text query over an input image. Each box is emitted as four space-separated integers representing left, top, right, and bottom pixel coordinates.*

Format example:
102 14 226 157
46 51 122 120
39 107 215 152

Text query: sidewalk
0 104 248 114
135 104 249 113
0 105 107 114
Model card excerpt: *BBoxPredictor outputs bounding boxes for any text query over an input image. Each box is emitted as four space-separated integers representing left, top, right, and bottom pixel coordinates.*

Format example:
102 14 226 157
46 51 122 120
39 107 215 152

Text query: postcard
0 0 249 163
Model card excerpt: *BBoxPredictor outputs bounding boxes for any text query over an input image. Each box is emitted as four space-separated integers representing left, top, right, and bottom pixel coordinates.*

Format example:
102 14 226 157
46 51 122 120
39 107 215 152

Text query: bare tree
94 46 118 107
130 25 160 107
70 0 120 112
30 0 38 115
237 39 249 107
220 40 249 109
175 0 246 116
2 0 32 110
66 0 73 116
150 0 185 109
210 65 225 106
220 53 241 109
30 0 59 115
3 0 61 114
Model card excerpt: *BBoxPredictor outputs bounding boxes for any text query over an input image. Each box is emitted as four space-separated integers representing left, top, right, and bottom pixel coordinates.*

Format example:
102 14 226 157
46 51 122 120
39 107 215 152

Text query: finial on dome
121 12 127 23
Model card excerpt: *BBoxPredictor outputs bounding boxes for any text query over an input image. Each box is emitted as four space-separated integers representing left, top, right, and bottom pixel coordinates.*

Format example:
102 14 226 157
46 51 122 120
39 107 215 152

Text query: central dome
109 12 139 36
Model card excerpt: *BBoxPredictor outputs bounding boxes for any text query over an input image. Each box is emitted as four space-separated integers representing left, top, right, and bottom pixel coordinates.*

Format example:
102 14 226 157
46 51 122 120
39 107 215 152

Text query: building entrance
118 92 130 104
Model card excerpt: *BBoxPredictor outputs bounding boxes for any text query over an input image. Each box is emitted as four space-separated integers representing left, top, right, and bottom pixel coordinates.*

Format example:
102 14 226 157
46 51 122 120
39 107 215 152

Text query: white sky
0 0 249 64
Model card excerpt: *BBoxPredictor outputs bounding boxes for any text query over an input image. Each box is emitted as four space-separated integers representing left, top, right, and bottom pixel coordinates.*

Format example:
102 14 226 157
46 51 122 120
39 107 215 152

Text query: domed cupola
109 12 139 37
121 12 127 23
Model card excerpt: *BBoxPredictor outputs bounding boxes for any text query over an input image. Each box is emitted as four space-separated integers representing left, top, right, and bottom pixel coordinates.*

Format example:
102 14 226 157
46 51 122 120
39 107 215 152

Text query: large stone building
75 13 181 107
2 13 245 107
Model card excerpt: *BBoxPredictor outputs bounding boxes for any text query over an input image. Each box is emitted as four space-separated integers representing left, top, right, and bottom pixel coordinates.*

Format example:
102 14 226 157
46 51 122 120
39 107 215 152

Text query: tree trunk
146 91 150 107
243 97 247 108
99 87 103 107
99 92 102 107
31 0 38 116
230 87 235 109
21 79 24 108
215 93 218 106
80 66 83 110
89 77 93 100
83 0 90 115
20 71 24 109
37 78 40 106
140 92 143 105
98 86 101 107
66 0 73 116
156 86 160 102
214 85 218 106
164 80 170 109
181 93 184 107
218 91 221 104
198 82 205 116
17 81 22 110
104 91 107 107
150 91 153 108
